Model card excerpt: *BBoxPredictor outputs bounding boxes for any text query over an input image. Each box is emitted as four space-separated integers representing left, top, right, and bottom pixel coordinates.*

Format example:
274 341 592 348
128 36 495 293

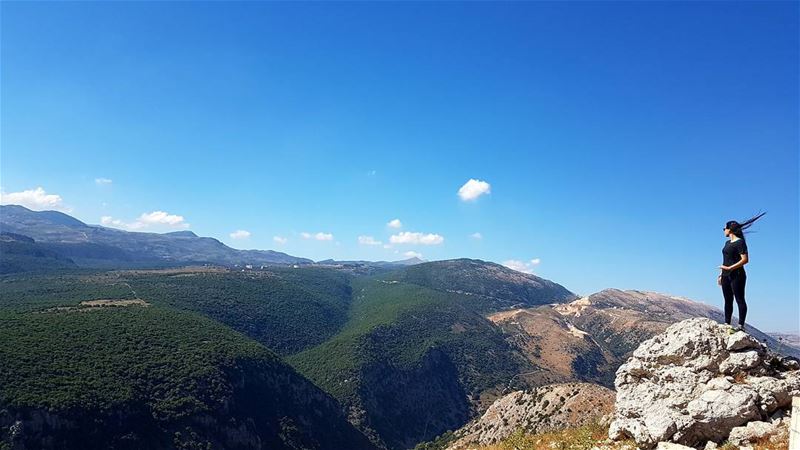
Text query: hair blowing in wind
726 211 767 240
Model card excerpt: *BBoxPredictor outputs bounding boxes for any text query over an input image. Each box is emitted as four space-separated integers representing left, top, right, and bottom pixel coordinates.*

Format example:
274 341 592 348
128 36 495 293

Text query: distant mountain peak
393 256 426 265
1 204 87 228
164 230 198 237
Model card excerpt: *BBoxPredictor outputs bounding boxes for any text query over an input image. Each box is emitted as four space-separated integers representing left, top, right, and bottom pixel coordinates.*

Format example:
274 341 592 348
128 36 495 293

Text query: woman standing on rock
718 212 766 332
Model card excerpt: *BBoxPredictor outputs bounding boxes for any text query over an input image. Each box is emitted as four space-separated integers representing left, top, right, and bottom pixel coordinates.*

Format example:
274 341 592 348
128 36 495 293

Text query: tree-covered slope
0 275 376 450
387 259 577 311
287 260 577 449
118 267 355 356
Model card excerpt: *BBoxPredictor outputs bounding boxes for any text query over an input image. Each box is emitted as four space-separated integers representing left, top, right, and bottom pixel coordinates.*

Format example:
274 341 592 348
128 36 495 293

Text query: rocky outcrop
488 289 800 397
609 318 800 449
446 382 615 449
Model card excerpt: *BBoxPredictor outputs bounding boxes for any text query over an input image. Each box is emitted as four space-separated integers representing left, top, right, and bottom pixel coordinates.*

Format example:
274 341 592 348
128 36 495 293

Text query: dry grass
469 421 636 450
732 371 748 384
465 420 789 450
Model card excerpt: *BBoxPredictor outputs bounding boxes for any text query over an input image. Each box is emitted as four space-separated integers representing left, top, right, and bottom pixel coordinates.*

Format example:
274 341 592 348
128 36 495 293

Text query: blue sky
2 2 798 332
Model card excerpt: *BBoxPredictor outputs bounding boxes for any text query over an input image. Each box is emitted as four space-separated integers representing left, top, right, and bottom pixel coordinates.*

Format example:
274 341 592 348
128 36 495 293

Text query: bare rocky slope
426 317 798 450
486 288 799 391
444 382 615 449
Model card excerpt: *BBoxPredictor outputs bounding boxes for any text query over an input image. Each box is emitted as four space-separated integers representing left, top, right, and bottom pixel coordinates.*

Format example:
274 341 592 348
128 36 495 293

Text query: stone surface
728 420 779 446
656 443 694 450
727 331 762 352
719 350 762 374
608 317 800 449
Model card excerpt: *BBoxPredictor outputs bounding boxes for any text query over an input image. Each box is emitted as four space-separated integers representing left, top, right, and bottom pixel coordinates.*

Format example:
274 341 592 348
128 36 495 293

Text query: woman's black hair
726 211 766 240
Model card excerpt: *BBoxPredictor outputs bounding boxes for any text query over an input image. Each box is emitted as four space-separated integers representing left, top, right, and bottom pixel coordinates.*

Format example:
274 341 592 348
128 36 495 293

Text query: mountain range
1 205 797 450
0 205 422 270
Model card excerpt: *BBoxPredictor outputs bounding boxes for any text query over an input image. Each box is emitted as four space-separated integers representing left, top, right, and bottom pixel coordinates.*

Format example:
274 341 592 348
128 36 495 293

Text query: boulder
719 350 762 374
608 318 800 449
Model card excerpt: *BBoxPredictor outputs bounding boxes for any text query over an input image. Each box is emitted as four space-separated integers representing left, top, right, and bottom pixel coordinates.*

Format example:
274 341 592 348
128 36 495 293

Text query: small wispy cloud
0 187 70 212
358 235 382 246
273 236 288 245
470 232 483 240
230 230 251 239
387 218 403 229
403 251 422 259
389 231 444 245
458 179 491 201
95 177 113 185
301 231 334 241
502 258 541 274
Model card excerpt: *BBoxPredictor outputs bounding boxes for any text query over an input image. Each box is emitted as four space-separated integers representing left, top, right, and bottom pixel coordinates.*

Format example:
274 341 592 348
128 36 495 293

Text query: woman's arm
724 254 749 271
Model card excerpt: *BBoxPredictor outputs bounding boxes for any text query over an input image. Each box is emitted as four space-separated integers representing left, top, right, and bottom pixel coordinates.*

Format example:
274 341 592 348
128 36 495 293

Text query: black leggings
721 271 747 326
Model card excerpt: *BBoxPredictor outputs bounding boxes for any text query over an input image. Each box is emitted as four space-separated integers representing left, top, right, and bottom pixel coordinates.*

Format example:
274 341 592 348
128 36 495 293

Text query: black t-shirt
722 239 748 276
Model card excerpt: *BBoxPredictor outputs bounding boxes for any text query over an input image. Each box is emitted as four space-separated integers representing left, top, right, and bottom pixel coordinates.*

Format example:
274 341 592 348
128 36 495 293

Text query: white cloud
101 216 132 228
457 178 491 201
502 258 542 274
358 235 382 246
389 231 444 245
470 232 483 240
273 236 288 244
95 178 113 185
387 218 403 229
138 211 188 228
383 244 392 249
301 231 334 241
403 251 422 258
230 230 251 239
100 210 189 231
0 187 69 211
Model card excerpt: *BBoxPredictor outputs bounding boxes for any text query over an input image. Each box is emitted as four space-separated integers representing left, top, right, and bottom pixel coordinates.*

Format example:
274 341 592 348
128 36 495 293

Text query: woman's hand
717 275 722 286
718 265 730 270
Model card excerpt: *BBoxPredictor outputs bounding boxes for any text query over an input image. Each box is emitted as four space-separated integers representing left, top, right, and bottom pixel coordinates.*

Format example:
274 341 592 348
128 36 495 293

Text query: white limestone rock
608 317 800 449
727 420 779 446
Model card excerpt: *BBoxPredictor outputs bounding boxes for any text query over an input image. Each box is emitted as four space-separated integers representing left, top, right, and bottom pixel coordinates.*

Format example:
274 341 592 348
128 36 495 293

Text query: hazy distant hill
0 232 78 273
316 256 426 267
0 205 311 267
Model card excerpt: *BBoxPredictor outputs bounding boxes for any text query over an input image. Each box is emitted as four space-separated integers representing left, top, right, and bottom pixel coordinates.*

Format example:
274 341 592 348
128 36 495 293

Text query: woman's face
724 227 730 237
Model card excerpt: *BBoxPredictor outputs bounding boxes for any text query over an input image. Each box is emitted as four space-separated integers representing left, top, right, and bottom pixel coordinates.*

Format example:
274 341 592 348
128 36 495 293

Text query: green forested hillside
0 273 376 450
286 260 576 449
125 267 354 355
0 259 577 450
386 259 577 311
